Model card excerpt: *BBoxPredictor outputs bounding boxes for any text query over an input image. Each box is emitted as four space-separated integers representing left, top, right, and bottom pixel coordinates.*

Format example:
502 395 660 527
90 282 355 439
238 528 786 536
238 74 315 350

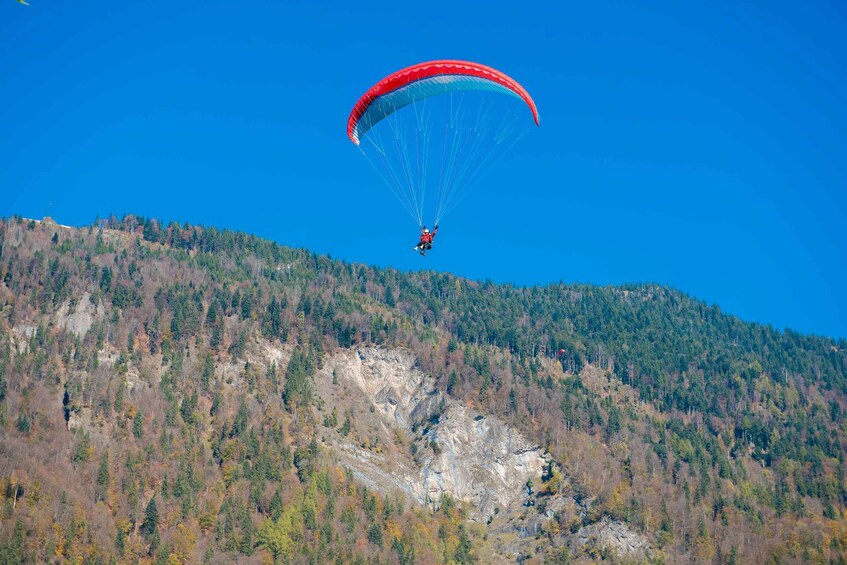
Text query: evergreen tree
269 490 283 521
115 526 125 555
133 410 144 438
113 381 125 412
0 520 28 563
96 450 110 502
201 351 215 390
141 497 159 539
367 522 383 548
455 524 474 563
15 412 29 434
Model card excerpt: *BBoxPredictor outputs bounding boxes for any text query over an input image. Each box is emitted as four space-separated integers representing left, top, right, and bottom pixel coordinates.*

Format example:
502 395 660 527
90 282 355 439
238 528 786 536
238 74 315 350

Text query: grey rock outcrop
319 347 547 521
10 324 36 354
55 292 103 338
415 404 546 518
572 517 650 560
331 347 429 430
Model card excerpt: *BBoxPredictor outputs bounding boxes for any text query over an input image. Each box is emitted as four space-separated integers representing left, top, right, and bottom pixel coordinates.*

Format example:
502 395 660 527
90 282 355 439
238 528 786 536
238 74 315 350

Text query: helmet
424 228 430 233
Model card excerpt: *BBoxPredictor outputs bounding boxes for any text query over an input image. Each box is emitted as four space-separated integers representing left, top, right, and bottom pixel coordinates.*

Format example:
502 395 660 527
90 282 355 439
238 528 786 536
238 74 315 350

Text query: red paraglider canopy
347 59 540 145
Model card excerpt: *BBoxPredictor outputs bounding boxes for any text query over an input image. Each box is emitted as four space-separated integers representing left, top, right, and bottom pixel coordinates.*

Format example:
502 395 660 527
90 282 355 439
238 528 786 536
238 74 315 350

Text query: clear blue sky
2 0 845 339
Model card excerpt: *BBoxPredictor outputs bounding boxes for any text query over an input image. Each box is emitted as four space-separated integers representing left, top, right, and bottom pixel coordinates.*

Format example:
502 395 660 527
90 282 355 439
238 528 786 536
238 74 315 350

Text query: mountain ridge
0 214 845 563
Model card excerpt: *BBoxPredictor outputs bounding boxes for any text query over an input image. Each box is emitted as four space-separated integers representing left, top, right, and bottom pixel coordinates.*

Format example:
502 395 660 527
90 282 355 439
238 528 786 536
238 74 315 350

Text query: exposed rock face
314 347 652 560
331 348 429 430
55 292 103 338
67 406 91 433
416 404 546 518
572 518 650 560
331 439 424 505
10 324 36 354
319 347 547 521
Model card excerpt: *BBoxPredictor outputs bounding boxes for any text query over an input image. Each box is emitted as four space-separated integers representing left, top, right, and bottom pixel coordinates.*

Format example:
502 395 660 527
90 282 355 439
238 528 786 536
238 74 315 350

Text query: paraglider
347 60 539 255
413 225 438 256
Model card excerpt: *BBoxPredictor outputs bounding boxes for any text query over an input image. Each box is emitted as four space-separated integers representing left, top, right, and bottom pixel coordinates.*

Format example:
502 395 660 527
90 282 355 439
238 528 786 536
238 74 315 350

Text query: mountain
0 214 845 564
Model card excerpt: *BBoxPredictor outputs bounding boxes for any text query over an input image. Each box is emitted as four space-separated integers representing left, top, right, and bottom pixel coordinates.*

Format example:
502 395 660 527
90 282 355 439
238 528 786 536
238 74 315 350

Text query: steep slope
0 215 845 564
315 347 548 519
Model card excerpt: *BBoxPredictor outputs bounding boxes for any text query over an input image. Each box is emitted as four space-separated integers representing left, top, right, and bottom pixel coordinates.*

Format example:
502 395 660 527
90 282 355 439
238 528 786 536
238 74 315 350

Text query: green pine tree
133 410 144 438
96 450 109 502
141 497 159 539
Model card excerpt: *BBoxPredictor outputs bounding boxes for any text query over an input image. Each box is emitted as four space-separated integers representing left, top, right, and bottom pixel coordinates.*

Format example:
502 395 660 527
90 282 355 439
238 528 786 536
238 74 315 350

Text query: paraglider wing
347 60 540 145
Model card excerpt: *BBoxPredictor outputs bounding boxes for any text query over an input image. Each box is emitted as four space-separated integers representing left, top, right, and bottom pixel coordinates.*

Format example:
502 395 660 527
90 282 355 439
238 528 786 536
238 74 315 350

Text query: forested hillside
0 215 845 564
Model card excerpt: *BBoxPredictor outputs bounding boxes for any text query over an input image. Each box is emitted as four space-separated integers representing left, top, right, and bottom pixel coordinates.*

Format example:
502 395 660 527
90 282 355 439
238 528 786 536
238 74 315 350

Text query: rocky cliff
312 346 652 562
315 347 548 520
